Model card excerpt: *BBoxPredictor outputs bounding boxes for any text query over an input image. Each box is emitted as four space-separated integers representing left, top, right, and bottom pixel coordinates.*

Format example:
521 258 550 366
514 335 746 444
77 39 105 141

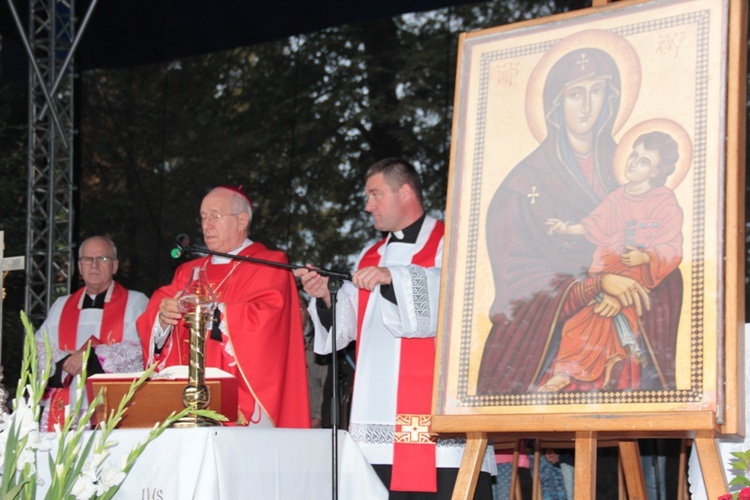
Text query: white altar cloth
36 428 388 499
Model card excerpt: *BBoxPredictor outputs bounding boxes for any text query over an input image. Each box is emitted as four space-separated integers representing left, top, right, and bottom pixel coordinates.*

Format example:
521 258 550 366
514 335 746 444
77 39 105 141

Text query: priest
295 158 494 498
137 186 309 428
35 236 148 430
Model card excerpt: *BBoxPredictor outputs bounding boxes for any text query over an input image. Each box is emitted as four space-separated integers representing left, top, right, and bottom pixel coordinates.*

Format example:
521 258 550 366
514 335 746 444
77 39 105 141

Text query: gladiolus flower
71 474 97 500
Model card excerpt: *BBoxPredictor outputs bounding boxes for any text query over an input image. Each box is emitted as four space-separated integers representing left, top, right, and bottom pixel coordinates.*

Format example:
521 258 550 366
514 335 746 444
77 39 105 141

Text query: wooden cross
1 231 24 301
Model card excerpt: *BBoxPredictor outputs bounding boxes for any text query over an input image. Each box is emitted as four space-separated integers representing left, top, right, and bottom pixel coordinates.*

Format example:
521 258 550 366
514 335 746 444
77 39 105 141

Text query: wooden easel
432 413 729 499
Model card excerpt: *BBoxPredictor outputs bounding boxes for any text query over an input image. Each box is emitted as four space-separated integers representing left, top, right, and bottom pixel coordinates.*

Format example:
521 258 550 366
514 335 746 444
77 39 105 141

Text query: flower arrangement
0 311 226 499
719 448 750 500
718 488 750 500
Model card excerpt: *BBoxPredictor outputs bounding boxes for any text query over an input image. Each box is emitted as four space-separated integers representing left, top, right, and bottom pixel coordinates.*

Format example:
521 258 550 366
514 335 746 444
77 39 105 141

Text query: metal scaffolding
7 0 98 323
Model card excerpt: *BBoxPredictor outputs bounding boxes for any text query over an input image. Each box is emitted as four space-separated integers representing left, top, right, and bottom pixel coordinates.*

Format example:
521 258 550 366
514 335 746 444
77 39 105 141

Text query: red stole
59 283 128 349
47 282 128 430
356 220 444 492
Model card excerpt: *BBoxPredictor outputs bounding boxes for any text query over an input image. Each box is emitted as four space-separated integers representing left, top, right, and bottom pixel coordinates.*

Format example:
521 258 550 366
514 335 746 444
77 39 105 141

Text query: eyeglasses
196 213 240 225
79 256 115 265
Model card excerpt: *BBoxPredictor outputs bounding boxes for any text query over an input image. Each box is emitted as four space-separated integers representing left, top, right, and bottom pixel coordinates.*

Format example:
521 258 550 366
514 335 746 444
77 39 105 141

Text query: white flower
92 432 104 451
13 399 38 439
97 464 126 495
73 458 101 498
79 456 99 481
0 424 9 451
91 450 110 470
27 430 52 452
17 446 36 474
71 473 98 500
24 383 36 402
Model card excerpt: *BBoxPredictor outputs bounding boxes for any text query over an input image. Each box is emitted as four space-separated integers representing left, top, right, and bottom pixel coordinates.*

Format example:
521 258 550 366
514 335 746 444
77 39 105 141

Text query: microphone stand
328 277 342 500
176 241 347 500
176 242 351 281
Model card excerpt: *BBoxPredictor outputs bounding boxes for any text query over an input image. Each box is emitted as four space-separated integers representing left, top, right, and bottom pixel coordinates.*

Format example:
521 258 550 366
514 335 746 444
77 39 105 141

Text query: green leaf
3 479 29 500
729 476 750 487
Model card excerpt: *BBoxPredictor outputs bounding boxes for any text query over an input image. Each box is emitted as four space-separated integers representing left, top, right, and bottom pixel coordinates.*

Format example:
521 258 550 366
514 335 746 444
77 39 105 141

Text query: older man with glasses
137 186 310 428
34 235 149 430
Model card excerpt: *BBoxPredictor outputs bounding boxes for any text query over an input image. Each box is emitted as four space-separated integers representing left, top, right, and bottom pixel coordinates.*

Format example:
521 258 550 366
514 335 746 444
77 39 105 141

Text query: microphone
170 233 191 259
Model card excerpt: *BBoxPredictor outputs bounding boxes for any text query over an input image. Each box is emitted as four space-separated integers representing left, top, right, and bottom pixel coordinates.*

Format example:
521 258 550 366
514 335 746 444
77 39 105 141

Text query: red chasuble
137 242 310 428
356 221 444 492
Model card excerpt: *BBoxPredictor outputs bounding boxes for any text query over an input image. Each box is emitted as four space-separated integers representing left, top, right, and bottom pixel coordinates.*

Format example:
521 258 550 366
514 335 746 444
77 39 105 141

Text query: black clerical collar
389 213 426 244
82 291 106 309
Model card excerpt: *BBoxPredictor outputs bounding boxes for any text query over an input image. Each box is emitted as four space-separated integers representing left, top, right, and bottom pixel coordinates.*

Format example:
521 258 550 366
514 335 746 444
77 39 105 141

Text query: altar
36 428 388 499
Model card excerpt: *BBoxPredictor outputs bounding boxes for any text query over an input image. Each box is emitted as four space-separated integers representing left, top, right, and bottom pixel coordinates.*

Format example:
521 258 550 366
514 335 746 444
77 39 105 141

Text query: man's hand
294 265 331 308
352 266 391 291
158 291 183 329
62 350 84 376
600 274 651 316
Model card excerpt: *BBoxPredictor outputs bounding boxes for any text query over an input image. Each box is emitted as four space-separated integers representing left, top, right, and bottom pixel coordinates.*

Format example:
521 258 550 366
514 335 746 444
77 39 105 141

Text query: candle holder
171 266 221 428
